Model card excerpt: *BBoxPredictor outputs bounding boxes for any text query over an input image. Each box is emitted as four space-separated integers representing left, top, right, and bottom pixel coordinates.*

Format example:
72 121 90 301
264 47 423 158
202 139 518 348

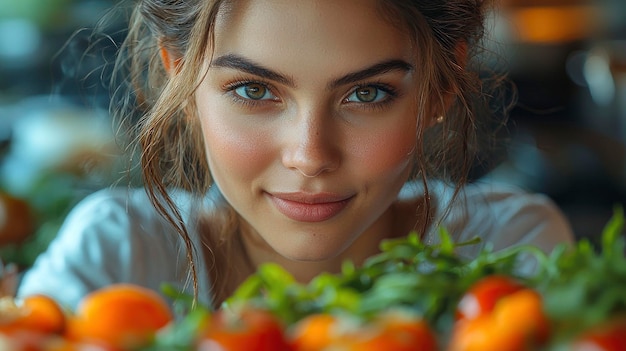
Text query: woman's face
195 0 421 262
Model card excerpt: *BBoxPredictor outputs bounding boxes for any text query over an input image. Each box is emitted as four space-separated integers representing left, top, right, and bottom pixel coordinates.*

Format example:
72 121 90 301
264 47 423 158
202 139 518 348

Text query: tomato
448 288 549 351
290 313 337 351
65 284 173 350
290 310 437 351
570 316 626 351
0 192 34 246
456 274 525 321
0 295 66 335
198 306 293 351
341 311 437 351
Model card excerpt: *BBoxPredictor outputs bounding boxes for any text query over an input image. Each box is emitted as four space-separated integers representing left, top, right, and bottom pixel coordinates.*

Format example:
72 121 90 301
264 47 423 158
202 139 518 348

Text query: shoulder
17 187 197 309
59 187 204 245
45 187 183 254
67 186 192 222
423 180 574 254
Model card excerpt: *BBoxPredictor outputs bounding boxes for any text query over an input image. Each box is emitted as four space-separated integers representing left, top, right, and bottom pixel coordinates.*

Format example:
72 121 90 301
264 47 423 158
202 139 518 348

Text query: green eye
346 86 388 103
234 83 275 100
357 86 377 102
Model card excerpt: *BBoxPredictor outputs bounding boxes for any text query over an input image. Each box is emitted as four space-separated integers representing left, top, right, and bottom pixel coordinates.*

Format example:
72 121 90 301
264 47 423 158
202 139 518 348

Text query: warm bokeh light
505 5 603 44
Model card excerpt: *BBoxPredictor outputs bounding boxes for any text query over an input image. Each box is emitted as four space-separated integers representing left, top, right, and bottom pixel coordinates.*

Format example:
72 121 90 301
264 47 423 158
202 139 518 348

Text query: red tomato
198 306 293 351
456 275 525 321
448 288 549 351
571 316 626 351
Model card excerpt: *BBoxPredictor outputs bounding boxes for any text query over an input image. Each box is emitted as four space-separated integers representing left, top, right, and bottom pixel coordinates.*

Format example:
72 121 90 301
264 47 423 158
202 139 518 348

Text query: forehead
212 0 414 75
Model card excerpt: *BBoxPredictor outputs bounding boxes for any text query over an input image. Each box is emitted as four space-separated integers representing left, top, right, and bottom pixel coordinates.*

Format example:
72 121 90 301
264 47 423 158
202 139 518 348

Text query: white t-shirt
17 180 574 310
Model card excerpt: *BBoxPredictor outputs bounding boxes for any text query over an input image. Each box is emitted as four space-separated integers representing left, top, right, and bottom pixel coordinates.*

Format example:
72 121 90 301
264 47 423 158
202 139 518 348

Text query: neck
236 199 426 284
203 188 432 307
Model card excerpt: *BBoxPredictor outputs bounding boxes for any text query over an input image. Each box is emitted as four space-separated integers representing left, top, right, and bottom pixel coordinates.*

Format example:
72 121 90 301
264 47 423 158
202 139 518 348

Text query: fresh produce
569 315 626 351
448 285 549 351
0 294 65 335
1 284 174 350
1 208 626 350
289 309 438 351
66 284 174 349
197 306 292 351
0 192 34 247
454 274 526 321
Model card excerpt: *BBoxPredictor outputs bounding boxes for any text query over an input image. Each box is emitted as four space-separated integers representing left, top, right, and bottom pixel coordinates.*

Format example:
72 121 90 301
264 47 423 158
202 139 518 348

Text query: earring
436 115 444 124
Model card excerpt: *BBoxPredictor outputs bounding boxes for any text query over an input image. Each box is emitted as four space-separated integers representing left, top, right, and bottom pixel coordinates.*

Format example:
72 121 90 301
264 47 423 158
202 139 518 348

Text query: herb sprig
154 207 626 349
225 228 542 333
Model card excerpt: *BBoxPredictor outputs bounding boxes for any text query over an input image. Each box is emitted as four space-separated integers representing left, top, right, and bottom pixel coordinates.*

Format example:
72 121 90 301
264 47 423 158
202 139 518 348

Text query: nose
281 108 341 177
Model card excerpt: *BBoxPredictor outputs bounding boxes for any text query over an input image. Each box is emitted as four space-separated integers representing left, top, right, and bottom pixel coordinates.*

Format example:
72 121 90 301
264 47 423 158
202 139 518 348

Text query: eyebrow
211 54 295 86
328 59 413 89
211 53 414 89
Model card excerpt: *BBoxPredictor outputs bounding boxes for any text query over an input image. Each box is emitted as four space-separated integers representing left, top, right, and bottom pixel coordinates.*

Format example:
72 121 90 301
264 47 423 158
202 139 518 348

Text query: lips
267 192 353 222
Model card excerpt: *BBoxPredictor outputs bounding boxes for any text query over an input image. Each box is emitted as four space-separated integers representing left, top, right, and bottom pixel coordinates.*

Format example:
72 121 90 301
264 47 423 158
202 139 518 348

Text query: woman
17 0 573 310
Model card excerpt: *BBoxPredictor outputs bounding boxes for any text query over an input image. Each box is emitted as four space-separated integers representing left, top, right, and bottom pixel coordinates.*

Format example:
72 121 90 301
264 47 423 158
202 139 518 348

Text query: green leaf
341 260 356 277
148 307 211 351
602 205 624 254
160 282 203 318
438 226 455 255
257 263 296 287
225 275 263 306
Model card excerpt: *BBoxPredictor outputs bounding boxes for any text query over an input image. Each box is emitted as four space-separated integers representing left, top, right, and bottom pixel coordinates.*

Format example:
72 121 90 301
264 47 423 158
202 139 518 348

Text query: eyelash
343 82 400 111
221 79 400 111
222 79 277 108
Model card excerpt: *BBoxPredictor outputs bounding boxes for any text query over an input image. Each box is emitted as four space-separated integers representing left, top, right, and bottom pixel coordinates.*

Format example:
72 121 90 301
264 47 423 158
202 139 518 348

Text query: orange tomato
456 275 525 321
448 288 549 351
65 284 173 350
290 311 437 351
198 306 293 351
0 295 66 335
341 312 438 351
289 313 338 351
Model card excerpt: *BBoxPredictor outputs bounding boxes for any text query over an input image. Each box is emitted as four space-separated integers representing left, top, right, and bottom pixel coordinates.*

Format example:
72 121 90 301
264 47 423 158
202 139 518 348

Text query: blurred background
0 0 625 269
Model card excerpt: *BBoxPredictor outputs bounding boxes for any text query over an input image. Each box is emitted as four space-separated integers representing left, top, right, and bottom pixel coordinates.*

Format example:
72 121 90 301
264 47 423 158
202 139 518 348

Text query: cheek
198 107 273 181
349 122 417 177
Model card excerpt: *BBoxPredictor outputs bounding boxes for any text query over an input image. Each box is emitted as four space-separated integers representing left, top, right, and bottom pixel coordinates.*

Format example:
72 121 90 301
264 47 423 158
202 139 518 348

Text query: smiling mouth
267 192 354 222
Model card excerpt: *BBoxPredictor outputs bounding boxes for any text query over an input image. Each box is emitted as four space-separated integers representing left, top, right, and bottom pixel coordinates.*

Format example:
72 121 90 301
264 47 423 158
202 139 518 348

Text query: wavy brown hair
108 0 511 307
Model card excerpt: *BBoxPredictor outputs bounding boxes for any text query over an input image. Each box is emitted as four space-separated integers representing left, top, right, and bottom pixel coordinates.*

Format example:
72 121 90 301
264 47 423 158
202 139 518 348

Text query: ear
159 45 183 75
